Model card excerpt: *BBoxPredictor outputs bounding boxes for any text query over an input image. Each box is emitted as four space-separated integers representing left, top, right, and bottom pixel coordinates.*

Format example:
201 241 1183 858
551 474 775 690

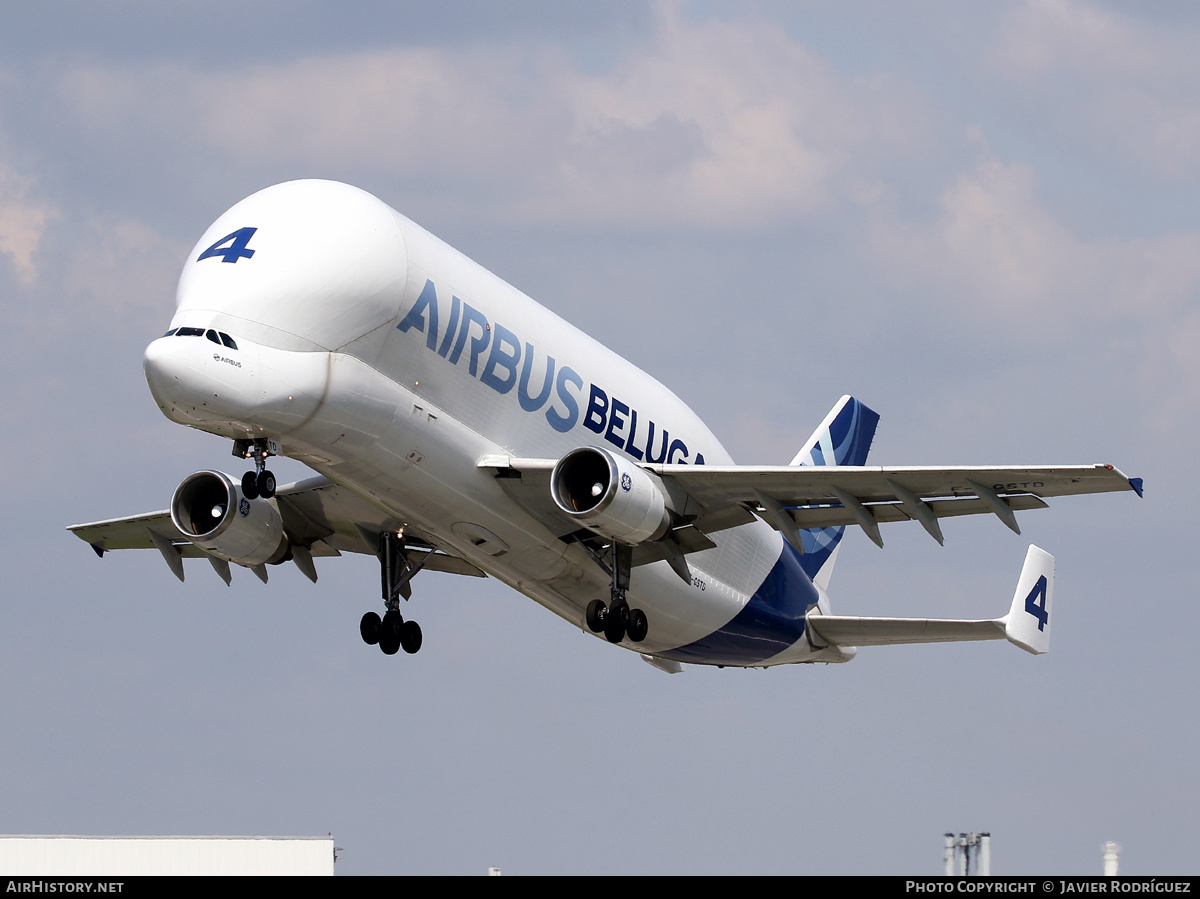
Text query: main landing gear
359 532 425 657
233 439 277 500
581 542 650 644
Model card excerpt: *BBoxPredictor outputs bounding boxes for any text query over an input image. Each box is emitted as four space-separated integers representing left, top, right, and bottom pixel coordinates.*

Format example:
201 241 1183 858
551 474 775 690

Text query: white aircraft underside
69 180 1141 671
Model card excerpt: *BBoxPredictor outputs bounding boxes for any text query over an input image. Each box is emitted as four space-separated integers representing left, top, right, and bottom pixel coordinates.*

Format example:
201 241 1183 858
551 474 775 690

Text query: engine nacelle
551 446 672 545
170 470 289 567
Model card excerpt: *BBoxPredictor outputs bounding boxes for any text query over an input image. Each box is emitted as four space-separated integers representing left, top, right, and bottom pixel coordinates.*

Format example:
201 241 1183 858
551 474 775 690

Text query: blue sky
0 1 1195 874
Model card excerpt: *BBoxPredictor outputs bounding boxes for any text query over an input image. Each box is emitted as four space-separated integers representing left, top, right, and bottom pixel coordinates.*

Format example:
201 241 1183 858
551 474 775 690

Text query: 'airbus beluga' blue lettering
72 180 1141 672
397 277 701 459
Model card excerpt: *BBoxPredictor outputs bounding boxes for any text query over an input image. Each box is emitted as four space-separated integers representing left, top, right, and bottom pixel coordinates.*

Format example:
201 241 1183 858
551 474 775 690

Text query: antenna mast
944 832 991 876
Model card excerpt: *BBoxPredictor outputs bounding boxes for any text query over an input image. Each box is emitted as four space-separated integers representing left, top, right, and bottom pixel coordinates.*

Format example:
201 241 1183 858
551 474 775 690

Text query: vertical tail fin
788 396 880 585
790 394 880 467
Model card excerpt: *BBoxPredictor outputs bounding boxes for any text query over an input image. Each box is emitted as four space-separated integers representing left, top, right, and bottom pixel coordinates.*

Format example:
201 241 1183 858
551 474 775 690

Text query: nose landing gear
233 439 277 500
241 469 276 500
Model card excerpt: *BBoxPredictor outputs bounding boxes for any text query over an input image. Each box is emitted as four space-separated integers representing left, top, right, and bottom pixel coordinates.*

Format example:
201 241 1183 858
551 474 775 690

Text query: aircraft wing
68 475 486 583
650 462 1140 546
480 456 1141 551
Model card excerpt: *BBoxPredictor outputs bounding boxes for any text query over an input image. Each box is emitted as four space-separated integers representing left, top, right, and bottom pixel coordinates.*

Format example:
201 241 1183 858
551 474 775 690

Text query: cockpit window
170 326 236 347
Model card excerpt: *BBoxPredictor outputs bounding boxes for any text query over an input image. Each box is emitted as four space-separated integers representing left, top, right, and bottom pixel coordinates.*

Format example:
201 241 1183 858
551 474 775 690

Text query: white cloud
863 132 1200 428
543 10 845 226
51 8 929 229
61 216 188 314
0 161 56 284
993 0 1162 75
991 0 1200 177
866 137 1200 327
195 49 533 176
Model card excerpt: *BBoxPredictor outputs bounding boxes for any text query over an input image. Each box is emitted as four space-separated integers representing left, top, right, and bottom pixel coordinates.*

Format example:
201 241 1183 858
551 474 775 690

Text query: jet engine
170 470 289 567
551 446 672 545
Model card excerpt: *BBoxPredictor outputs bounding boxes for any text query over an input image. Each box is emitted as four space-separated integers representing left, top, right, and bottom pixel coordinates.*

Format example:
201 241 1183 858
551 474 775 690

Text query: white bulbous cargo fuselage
142 180 829 666
117 179 1136 669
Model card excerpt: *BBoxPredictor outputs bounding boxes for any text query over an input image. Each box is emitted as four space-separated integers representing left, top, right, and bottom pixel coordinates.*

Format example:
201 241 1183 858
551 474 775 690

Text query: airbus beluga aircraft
69 180 1141 671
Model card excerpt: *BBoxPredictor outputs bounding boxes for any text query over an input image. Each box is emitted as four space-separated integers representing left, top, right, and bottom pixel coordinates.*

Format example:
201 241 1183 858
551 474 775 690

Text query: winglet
1129 477 1143 498
1003 545 1054 655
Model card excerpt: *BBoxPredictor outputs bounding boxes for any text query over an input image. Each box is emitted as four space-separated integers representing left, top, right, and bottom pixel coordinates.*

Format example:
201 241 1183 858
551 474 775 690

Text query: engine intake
170 470 289 567
551 446 671 545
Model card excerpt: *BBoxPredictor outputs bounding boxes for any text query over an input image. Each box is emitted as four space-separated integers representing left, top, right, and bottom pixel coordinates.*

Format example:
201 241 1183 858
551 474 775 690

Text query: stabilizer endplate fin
1002 545 1054 655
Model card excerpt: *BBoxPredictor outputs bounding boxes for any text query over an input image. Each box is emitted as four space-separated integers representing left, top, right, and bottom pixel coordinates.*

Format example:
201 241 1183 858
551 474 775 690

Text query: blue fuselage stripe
661 543 819 666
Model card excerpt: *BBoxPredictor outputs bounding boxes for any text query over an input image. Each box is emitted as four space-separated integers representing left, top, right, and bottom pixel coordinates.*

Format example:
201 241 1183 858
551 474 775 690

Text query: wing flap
789 494 1048 529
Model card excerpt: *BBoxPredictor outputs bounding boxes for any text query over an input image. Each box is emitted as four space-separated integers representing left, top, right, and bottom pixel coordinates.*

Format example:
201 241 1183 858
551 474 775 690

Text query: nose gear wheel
233 439 277 500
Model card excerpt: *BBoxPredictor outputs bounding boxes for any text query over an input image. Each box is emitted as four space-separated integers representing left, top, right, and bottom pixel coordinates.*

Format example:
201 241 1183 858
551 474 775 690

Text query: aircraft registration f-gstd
69 180 1142 671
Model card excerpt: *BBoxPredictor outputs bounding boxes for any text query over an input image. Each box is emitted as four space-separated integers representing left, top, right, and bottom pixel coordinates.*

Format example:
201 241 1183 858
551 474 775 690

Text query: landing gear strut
233 438 277 500
359 531 425 656
579 541 649 644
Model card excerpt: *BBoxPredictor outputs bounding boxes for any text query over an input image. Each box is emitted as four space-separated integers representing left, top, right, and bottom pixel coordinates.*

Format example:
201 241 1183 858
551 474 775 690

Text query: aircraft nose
144 331 254 425
143 335 189 408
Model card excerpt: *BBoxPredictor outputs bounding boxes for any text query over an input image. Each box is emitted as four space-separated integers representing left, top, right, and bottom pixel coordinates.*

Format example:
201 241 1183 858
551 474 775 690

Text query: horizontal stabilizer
806 614 1005 647
805 544 1055 655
